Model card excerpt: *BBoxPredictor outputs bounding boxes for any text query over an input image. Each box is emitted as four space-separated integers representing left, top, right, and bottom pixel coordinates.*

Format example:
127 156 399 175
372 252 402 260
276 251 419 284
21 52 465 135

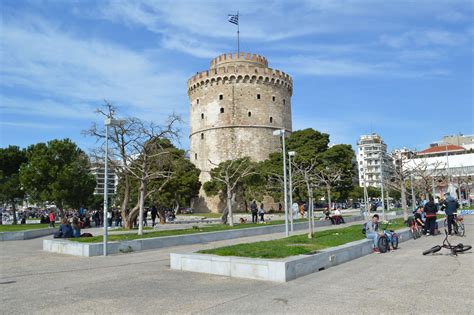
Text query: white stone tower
188 52 293 212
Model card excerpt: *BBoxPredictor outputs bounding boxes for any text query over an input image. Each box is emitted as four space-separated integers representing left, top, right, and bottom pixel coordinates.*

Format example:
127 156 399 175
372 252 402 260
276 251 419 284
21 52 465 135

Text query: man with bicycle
442 192 460 235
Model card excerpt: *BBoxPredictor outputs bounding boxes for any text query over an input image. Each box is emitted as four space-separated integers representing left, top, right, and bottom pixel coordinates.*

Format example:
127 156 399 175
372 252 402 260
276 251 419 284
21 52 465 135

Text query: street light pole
410 174 416 212
273 129 289 237
288 151 296 232
379 152 385 220
103 120 110 256
103 118 125 256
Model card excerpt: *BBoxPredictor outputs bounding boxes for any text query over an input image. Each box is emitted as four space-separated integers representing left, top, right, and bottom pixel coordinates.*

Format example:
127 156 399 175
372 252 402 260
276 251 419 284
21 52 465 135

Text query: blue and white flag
228 14 239 25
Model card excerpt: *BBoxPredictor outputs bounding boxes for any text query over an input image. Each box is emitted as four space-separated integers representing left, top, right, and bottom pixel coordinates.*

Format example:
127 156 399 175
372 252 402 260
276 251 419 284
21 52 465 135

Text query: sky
1 0 473 153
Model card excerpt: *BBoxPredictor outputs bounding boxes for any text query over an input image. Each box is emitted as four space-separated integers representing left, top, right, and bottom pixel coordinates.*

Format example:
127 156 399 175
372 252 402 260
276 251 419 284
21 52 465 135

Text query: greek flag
228 14 239 25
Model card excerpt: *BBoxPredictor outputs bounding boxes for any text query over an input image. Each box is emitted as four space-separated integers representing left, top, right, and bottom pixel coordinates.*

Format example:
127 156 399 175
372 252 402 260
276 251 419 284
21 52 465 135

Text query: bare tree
313 167 344 211
84 101 181 233
292 159 318 238
205 158 256 226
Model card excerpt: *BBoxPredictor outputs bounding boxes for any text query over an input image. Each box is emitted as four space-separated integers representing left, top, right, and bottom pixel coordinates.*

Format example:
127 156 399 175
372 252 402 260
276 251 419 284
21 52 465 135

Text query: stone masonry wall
188 52 293 212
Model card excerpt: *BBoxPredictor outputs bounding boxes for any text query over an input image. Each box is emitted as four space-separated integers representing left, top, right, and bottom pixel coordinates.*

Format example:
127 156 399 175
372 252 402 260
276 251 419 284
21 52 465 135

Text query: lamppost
288 151 296 232
273 129 289 237
379 152 385 220
410 173 416 212
103 118 125 256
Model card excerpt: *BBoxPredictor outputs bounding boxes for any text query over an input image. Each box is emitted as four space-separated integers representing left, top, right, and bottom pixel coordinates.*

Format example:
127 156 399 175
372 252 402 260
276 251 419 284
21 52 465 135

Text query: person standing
49 211 55 228
150 205 158 227
258 203 265 223
250 201 258 223
442 192 459 235
423 196 437 235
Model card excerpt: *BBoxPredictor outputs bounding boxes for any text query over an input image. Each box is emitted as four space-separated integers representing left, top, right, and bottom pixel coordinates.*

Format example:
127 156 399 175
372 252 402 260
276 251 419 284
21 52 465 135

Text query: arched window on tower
197 99 200 104
201 133 204 140
220 107 224 113
283 99 286 105
270 117 273 123
248 111 252 117
194 153 198 160
201 113 204 119
219 94 223 100
272 96 275 102
257 94 261 100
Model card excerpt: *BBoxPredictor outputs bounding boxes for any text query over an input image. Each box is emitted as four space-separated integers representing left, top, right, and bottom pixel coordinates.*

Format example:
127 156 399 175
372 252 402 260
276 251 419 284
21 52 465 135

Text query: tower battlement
210 52 268 69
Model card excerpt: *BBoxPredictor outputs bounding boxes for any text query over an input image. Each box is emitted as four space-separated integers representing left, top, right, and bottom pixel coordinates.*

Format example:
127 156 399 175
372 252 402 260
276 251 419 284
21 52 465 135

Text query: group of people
365 192 461 253
322 207 346 225
413 192 460 236
54 217 87 238
250 201 265 223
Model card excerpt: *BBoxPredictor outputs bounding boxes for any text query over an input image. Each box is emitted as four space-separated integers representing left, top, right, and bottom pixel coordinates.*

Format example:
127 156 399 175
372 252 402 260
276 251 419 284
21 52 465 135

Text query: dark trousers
259 213 264 222
447 214 455 234
426 217 436 235
252 212 258 223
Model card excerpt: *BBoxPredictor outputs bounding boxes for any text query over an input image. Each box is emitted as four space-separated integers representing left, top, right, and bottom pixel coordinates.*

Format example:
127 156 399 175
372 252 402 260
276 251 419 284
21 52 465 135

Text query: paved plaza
1 217 472 314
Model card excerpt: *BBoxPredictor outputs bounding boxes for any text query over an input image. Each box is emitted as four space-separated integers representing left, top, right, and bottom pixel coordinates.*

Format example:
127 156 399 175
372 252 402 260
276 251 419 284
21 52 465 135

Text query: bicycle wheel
457 222 465 237
423 245 441 255
378 236 388 253
391 234 399 249
453 245 472 253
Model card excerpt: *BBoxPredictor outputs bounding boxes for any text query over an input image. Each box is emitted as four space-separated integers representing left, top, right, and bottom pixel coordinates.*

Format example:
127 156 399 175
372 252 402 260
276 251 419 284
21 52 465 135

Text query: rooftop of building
417 144 466 156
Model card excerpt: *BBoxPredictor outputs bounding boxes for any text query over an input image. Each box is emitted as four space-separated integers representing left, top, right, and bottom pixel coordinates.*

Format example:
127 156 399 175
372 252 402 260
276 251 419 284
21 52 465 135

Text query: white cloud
380 29 467 49
0 15 188 117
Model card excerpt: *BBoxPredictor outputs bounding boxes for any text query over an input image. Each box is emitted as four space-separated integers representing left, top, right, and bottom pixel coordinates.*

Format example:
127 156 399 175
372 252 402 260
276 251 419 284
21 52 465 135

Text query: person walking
48 211 55 228
442 192 460 235
423 196 437 235
250 201 258 223
258 203 265 223
150 205 158 227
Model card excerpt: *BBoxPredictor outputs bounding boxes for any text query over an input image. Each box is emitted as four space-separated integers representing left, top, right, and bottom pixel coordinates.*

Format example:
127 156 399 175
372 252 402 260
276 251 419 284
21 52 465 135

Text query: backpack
362 222 368 235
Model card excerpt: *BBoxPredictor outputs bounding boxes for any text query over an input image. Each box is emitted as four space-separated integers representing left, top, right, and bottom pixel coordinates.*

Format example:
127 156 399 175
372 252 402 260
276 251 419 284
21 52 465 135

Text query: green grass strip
70 218 308 243
0 223 50 232
198 218 408 259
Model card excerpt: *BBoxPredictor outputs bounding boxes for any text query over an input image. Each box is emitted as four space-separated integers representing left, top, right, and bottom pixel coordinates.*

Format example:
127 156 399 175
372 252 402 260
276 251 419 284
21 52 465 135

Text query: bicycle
423 229 471 256
408 218 423 240
443 214 465 236
378 222 399 253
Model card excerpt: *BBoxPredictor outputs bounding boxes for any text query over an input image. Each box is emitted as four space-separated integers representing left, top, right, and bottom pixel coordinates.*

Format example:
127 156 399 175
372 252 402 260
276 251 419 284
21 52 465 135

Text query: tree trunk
123 201 140 229
120 175 130 229
226 187 234 227
401 180 408 221
221 207 229 225
138 179 147 235
11 201 17 225
327 185 332 210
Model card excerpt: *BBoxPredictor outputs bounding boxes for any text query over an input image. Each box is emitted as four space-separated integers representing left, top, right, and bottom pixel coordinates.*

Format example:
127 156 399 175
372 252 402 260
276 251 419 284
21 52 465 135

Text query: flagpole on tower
228 12 240 55
237 11 240 55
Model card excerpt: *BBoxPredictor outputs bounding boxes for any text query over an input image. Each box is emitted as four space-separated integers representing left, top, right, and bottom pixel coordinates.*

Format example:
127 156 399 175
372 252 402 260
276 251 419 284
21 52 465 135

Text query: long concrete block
43 217 363 257
0 228 55 241
170 218 444 283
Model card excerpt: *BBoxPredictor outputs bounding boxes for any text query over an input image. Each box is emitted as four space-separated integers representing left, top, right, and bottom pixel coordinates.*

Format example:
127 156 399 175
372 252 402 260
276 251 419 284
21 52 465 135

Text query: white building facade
357 133 392 188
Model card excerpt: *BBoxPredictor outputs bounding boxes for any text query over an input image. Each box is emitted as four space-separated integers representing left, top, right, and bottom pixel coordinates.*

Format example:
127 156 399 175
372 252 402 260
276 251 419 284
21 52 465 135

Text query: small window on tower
272 96 275 102
201 133 204 139
248 111 252 117
197 99 200 104
201 113 204 119
220 107 224 113
283 99 286 105
195 153 198 160
219 94 223 100
270 117 273 123
257 94 261 100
